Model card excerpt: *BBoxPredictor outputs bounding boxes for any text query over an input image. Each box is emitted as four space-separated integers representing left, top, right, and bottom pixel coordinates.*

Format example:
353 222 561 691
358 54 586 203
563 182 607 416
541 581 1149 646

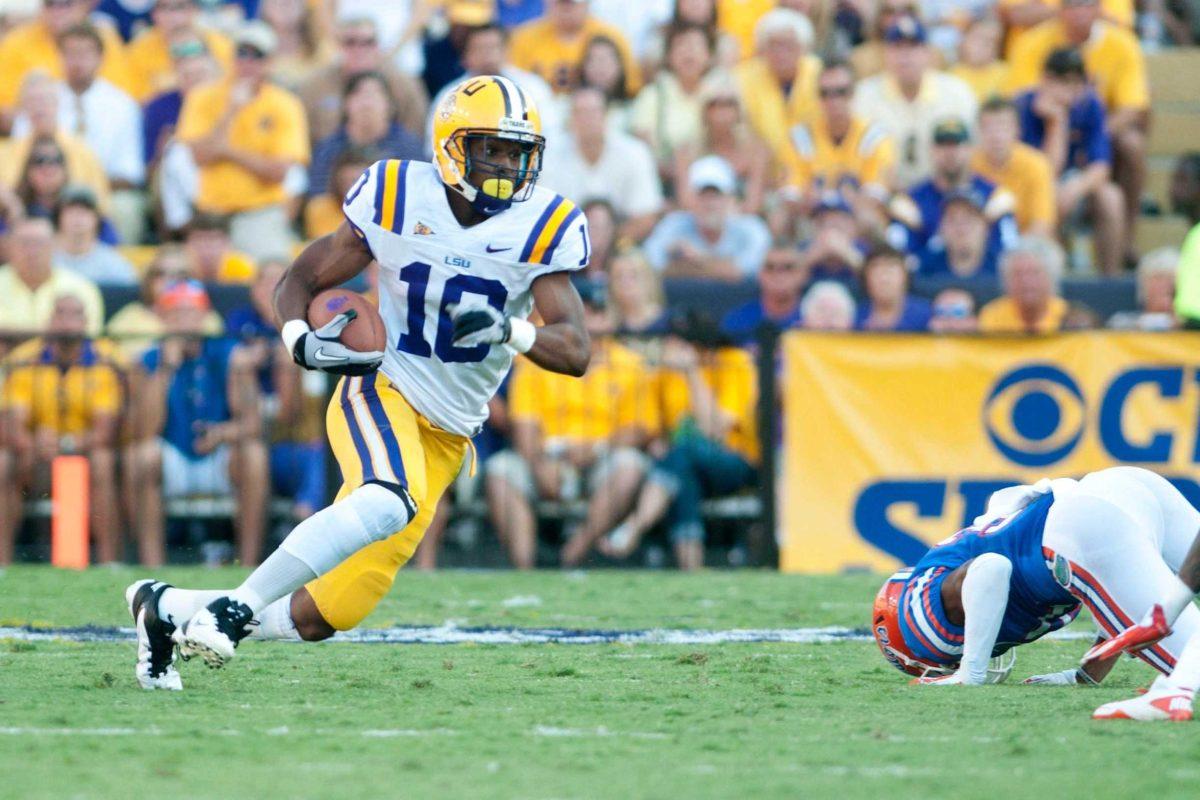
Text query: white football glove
1022 668 1094 686
289 311 384 376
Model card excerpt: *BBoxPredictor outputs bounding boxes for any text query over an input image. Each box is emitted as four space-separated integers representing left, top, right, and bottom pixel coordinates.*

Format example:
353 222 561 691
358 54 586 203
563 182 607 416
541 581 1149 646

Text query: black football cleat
126 580 182 690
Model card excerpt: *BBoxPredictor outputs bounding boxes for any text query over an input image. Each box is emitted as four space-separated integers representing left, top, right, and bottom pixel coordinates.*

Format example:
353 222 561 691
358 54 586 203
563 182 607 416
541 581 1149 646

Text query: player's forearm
522 323 590 377
275 231 364 324
957 554 1012 684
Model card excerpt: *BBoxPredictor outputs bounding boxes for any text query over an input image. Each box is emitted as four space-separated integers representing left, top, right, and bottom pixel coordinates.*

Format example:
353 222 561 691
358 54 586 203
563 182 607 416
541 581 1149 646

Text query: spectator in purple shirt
857 244 932 331
1014 46 1124 274
721 246 806 344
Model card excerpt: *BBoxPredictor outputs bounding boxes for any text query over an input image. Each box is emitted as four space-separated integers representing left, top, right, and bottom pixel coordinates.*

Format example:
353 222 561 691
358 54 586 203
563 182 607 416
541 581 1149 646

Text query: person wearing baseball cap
643 155 770 280
851 13 978 187
918 187 1000 278
890 115 1018 266
175 18 309 261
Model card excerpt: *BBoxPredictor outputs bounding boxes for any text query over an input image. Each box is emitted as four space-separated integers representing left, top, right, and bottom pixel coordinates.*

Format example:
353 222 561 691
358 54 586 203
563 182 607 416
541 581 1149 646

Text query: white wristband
506 317 537 353
281 319 311 353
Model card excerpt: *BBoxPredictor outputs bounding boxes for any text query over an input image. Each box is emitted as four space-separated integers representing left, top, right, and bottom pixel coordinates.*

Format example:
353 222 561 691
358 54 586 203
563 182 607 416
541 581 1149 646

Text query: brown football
307 289 387 353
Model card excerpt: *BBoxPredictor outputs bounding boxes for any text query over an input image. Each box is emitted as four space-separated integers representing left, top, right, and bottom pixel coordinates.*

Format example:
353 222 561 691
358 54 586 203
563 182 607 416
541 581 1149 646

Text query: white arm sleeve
957 553 1012 685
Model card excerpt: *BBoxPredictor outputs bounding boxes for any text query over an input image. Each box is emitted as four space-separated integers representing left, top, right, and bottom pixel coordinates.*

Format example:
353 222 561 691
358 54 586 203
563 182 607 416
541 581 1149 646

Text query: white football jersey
343 159 590 436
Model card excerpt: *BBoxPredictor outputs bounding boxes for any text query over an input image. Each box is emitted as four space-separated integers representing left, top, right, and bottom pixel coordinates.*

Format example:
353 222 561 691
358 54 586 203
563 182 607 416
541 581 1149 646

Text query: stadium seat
1147 49 1200 106
1148 111 1200 158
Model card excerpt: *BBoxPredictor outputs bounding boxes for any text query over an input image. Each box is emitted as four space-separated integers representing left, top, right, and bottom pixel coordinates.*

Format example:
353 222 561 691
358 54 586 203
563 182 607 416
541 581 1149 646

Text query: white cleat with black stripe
125 580 182 691
178 597 255 669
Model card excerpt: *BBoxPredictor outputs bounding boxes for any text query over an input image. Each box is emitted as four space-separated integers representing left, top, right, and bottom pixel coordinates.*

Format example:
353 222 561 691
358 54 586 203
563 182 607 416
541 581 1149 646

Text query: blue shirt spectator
720 248 807 344
497 0 545 27
856 297 933 331
915 190 1003 278
142 337 237 460
1015 87 1111 173
856 245 933 331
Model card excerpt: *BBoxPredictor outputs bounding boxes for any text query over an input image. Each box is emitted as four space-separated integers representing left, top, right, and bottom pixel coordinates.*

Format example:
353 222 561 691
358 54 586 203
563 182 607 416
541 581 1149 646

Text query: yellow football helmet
433 74 545 216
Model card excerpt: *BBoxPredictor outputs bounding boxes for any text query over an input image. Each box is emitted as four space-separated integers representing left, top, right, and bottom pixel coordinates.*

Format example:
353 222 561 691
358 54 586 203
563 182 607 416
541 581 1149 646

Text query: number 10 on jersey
395 261 509 363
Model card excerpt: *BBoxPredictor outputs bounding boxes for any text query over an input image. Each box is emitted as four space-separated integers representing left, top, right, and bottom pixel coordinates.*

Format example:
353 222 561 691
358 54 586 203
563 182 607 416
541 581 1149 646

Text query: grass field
2 566 1198 799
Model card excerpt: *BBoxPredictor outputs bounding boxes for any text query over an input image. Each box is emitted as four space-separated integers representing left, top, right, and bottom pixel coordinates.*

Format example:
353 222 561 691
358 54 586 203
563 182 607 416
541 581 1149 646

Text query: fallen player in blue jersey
872 467 1200 697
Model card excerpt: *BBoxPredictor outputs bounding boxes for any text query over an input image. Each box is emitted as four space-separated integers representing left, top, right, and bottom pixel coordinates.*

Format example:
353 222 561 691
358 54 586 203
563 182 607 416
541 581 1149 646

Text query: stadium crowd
1 0 1199 569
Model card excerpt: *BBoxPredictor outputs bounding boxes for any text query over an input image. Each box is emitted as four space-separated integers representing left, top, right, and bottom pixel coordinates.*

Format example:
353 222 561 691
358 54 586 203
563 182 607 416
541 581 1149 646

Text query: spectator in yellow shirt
716 0 774 60
509 0 641 94
123 0 235 104
787 59 895 222
0 0 131 121
176 21 310 260
596 335 759 571
183 213 257 284
734 8 822 175
972 96 1056 236
0 293 124 564
978 236 1069 333
998 0 1133 53
0 216 104 338
1006 0 1148 250
485 297 658 569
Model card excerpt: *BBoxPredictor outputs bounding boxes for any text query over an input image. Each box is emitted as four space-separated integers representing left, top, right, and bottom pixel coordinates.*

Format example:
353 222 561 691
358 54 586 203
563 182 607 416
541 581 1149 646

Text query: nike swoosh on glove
292 310 385 376
449 303 511 348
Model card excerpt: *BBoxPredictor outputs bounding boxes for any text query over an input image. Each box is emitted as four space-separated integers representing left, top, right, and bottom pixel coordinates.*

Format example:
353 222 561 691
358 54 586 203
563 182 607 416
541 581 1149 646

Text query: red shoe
1081 604 1171 666
1093 688 1194 722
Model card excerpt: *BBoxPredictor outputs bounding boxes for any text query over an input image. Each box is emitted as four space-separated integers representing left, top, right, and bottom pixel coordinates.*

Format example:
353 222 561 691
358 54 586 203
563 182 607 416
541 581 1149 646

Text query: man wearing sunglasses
176 20 309 260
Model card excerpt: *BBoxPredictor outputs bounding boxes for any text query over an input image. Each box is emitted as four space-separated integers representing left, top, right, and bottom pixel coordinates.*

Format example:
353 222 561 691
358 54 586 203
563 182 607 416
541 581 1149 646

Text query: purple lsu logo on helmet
325 296 349 313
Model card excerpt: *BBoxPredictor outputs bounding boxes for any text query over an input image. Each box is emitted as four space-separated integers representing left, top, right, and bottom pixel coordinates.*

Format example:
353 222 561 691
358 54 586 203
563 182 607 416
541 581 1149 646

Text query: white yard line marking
0 624 1099 646
531 726 668 740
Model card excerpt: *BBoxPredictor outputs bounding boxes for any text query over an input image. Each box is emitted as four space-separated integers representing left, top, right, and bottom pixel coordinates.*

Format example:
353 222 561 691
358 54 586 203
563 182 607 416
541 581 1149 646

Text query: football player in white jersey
125 75 593 689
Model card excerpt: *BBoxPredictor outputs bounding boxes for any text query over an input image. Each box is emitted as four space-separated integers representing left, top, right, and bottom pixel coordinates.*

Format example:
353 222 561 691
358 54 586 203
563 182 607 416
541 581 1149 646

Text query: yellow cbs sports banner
780 332 1200 574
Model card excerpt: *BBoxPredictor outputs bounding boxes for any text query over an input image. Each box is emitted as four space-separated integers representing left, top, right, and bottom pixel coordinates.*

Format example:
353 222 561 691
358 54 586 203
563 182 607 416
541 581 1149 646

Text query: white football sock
231 482 414 614
245 595 301 641
1161 576 1196 626
1165 633 1200 692
957 553 1012 684
156 589 228 629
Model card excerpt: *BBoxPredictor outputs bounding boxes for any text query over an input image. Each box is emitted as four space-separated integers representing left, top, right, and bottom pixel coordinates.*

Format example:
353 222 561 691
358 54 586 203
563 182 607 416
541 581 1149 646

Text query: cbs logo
984 364 1086 467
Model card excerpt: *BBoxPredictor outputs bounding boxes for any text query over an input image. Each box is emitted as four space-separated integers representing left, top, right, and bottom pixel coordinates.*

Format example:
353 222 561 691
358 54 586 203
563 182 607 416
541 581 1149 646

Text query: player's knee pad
280 482 418 574
350 481 418 543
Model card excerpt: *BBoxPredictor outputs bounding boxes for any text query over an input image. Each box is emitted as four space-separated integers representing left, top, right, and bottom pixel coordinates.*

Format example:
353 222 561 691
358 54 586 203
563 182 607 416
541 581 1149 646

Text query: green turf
1 566 1197 799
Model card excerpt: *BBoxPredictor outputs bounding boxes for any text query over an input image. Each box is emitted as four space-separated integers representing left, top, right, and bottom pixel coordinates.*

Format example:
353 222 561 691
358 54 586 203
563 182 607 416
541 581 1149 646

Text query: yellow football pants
305 372 468 631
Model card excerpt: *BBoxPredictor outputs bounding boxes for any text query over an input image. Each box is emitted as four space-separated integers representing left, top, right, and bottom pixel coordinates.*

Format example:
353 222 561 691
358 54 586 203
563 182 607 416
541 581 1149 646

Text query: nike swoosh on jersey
485 245 512 253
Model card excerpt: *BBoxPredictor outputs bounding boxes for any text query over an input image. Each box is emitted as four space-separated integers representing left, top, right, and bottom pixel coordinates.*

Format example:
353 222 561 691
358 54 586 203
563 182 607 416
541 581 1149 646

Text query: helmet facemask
443 129 545 216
